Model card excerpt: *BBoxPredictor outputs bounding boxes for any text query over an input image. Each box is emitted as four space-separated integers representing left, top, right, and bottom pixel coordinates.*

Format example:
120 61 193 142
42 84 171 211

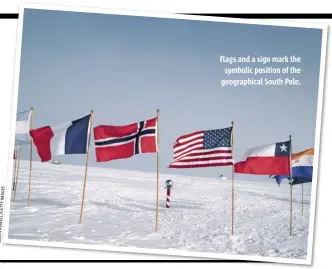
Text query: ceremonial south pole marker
165 179 173 208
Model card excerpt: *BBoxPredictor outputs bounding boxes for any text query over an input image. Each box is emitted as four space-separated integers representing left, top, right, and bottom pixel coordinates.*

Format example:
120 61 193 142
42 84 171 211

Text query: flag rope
17 108 32 115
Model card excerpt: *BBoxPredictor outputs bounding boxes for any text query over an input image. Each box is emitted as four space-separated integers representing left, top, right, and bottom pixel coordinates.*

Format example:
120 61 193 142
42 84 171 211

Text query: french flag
30 114 92 162
234 140 291 175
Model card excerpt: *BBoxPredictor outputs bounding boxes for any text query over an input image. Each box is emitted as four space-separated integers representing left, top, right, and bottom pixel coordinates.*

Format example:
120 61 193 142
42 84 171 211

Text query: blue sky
16 9 323 181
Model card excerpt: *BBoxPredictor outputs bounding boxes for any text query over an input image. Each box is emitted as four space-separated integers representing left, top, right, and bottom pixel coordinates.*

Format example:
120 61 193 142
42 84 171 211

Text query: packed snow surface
7 161 312 259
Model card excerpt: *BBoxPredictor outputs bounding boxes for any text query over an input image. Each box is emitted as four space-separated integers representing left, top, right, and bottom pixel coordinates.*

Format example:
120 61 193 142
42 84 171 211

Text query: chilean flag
29 114 92 162
234 140 291 175
94 117 157 162
270 147 314 185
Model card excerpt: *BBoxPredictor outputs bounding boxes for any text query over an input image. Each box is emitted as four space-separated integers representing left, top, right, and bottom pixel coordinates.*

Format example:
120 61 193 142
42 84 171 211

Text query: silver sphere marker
165 179 173 188
165 179 173 208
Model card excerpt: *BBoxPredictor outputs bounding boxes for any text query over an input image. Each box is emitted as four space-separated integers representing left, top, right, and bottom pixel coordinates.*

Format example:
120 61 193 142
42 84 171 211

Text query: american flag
168 127 233 168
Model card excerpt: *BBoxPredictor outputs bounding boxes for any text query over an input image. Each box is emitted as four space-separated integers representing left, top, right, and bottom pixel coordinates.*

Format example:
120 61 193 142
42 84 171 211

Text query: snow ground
5 161 312 260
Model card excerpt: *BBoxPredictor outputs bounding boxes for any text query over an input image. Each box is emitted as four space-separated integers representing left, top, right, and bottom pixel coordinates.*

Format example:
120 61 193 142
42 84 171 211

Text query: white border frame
1 2 329 264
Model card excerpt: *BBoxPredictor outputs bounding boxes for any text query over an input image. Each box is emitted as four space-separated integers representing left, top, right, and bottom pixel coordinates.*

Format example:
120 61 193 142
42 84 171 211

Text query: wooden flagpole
231 121 235 235
12 149 17 191
28 107 34 207
302 183 304 216
14 145 22 201
155 109 160 233
79 110 94 224
289 135 293 237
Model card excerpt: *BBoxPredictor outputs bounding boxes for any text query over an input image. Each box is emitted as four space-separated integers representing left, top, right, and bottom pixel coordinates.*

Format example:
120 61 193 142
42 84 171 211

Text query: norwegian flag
94 117 158 162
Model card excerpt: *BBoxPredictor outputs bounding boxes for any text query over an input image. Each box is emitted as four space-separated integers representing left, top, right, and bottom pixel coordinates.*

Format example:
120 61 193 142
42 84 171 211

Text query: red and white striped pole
166 188 171 208
165 179 173 208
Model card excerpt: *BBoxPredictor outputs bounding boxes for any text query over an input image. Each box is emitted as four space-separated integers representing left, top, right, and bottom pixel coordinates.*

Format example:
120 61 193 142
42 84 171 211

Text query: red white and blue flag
168 127 233 168
234 141 291 175
94 117 158 162
29 114 92 162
